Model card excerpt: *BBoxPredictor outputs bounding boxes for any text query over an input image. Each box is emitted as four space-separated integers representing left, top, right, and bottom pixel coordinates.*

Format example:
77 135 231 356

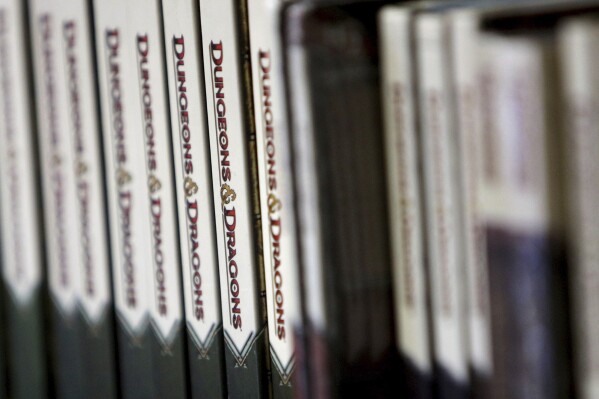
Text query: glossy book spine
92 0 154 396
198 0 269 397
161 0 227 397
247 0 303 397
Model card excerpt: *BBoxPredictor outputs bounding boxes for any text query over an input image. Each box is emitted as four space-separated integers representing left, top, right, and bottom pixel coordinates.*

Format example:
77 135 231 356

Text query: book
446 9 494 398
284 2 398 397
124 0 189 397
379 4 434 398
160 0 227 397
27 0 90 397
478 31 568 399
247 0 303 397
91 0 155 396
0 1 50 399
28 0 119 396
558 17 599 399
415 11 470 399
198 0 270 397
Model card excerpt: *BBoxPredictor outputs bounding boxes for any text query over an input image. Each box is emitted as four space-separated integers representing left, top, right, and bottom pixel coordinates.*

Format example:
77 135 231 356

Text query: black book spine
284 3 398 398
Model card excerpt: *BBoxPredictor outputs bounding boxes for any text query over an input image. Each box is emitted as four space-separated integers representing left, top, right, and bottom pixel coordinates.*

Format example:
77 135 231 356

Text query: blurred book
284 1 398 397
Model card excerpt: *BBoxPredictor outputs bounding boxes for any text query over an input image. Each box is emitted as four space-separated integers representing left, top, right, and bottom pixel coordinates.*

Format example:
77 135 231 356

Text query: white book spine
416 13 468 383
57 0 112 326
92 0 151 336
125 0 183 346
0 0 43 305
199 0 263 364
287 38 327 334
478 35 549 232
161 0 222 353
449 10 493 375
559 19 599 399
28 0 83 317
248 0 302 383
379 5 431 374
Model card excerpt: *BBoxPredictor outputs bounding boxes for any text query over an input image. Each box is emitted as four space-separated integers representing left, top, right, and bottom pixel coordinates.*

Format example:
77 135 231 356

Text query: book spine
559 19 599 399
448 11 492 398
55 1 119 397
284 8 330 398
160 0 227 397
27 1 87 397
285 4 397 397
91 1 154 397
199 0 270 397
379 6 433 399
247 1 303 397
479 34 564 399
123 0 188 397
0 1 49 398
416 13 469 399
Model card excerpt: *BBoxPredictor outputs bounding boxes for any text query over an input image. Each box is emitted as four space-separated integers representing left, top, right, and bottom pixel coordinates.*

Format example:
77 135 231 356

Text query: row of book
0 0 599 398
380 0 599 398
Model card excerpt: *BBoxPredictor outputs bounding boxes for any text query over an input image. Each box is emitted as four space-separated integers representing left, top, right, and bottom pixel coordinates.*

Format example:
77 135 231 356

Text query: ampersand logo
220 183 236 205
148 174 162 194
267 193 282 215
76 160 88 177
184 176 198 198
116 168 131 187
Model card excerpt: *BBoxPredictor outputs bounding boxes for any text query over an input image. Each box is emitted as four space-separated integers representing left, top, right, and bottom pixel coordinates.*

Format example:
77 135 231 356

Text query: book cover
284 2 398 397
0 2 50 398
379 5 434 399
198 0 270 397
247 0 303 397
161 0 227 397
91 0 154 396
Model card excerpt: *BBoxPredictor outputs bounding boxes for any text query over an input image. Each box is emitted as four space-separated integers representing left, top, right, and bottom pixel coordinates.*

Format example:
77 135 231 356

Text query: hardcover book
247 0 303 397
379 4 434 398
161 0 227 397
284 2 398 397
447 9 493 398
28 0 87 396
198 0 270 398
478 31 568 399
92 0 154 396
124 0 189 397
0 1 49 398
415 10 470 399
28 0 119 396
558 17 599 399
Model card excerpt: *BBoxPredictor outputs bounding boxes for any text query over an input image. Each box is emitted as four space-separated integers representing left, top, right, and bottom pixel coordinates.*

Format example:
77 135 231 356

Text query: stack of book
0 0 597 398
